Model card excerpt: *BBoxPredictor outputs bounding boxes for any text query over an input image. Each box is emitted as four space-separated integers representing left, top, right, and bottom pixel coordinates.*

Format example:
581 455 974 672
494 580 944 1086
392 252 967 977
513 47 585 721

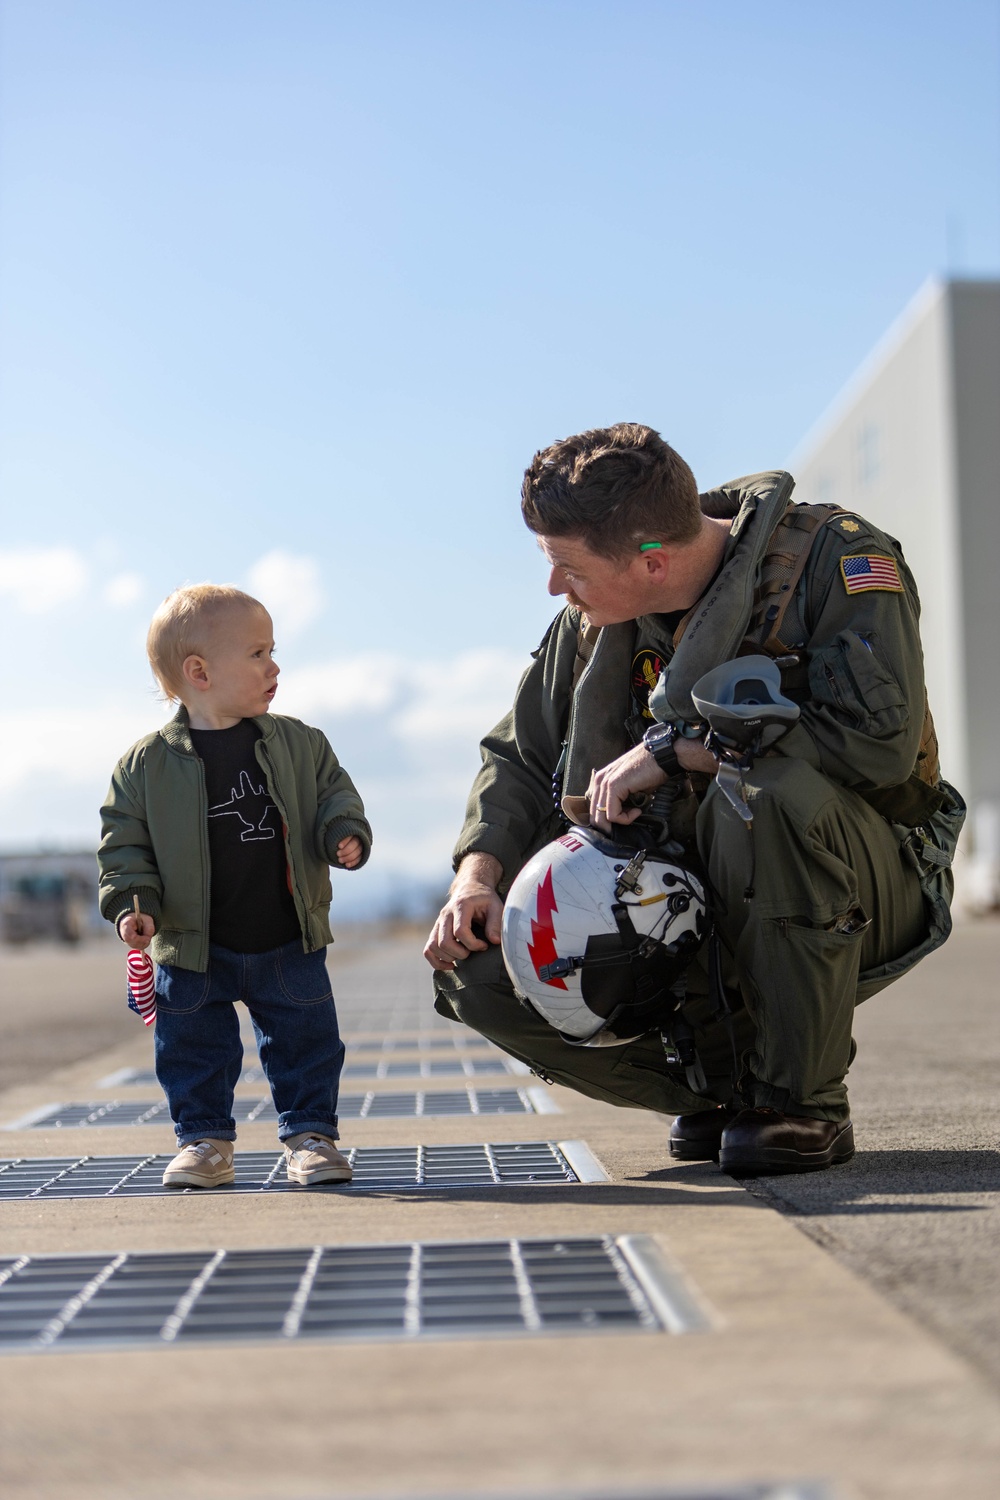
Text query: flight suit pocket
808 631 908 738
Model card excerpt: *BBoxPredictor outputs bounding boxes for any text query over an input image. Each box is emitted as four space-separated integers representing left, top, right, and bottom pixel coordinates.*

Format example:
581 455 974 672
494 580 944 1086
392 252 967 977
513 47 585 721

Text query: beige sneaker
162 1139 235 1188
284 1133 353 1185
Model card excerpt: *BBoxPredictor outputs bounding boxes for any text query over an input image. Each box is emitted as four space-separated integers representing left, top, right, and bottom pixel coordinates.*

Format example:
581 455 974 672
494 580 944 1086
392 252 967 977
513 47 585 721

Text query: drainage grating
0 1234 711 1352
345 1035 498 1053
349 1487 830 1500
101 1057 516 1089
341 1058 515 1079
0 1140 606 1198
100 1065 267 1088
7 1088 556 1130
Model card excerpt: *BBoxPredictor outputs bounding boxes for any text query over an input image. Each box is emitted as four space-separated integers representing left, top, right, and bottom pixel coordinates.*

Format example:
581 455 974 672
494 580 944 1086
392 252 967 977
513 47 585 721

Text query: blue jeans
153 940 344 1146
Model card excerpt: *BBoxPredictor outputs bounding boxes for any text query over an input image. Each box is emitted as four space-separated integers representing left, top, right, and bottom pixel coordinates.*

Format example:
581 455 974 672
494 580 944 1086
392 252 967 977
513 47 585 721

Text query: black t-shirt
189 719 302 954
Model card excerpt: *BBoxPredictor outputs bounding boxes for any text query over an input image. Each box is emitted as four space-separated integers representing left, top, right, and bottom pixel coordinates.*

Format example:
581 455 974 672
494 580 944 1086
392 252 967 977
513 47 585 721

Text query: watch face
646 723 673 745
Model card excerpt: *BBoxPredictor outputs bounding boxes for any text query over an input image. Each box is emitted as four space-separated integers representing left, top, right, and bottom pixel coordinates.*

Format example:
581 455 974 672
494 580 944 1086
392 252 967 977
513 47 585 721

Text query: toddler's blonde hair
147 584 269 701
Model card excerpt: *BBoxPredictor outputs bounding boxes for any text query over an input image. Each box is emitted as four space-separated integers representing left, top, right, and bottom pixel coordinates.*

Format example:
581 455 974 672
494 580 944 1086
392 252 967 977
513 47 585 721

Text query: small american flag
840 554 903 594
126 949 156 1026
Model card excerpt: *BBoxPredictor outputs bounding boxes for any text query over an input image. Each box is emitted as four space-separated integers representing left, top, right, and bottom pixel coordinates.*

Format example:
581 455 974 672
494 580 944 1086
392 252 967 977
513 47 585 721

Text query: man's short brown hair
520 422 700 560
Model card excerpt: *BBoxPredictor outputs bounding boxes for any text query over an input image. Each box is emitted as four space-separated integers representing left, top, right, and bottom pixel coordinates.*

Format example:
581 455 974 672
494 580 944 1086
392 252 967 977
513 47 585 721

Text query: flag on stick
126 949 156 1025
125 895 156 1025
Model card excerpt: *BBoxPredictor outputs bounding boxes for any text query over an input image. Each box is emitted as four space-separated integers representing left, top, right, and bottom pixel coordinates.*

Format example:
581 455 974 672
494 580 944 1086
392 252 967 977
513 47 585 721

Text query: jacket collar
647 469 795 723
159 704 276 754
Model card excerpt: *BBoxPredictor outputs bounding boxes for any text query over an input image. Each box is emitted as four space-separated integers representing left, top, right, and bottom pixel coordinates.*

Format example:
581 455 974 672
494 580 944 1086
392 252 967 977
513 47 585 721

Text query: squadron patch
631 649 665 720
840 554 904 594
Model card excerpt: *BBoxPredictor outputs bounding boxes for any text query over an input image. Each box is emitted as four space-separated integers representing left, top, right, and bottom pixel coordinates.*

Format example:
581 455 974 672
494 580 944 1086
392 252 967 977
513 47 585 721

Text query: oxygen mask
690 655 800 822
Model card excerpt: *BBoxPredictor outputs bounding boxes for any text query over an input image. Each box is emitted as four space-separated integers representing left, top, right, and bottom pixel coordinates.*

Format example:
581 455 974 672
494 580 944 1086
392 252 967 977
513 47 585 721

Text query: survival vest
575 500 943 821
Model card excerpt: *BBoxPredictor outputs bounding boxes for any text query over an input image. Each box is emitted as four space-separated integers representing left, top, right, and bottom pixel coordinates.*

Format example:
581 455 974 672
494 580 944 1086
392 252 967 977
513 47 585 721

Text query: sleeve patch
840 554 904 594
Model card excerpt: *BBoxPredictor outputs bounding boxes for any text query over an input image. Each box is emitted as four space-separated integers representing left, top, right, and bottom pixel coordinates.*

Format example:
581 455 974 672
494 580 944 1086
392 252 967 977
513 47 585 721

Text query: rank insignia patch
631 649 665 719
840 554 904 594
839 518 861 533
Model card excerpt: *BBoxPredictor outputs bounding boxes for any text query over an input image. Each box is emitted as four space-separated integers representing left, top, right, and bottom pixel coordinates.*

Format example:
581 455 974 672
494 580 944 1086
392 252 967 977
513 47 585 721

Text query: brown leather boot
668 1106 739 1162
719 1106 855 1177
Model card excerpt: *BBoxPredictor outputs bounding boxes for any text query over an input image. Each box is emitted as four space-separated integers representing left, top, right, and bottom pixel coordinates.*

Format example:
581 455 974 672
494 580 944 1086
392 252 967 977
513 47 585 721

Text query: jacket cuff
452 823 524 883
324 818 373 870
104 886 164 935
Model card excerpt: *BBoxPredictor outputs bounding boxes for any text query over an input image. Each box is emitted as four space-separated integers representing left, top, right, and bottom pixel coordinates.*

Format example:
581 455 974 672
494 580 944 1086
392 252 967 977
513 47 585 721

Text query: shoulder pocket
808 631 908 738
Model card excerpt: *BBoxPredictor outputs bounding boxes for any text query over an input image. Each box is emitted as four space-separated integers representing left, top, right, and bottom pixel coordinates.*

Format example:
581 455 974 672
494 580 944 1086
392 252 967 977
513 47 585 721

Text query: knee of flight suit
431 944 525 1040
432 945 715 1115
696 756 863 928
698 755 839 845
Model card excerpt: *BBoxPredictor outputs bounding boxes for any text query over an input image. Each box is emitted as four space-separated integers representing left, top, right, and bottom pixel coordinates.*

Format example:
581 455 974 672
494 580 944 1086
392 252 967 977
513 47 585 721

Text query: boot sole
162 1168 236 1188
668 1140 722 1162
720 1129 855 1178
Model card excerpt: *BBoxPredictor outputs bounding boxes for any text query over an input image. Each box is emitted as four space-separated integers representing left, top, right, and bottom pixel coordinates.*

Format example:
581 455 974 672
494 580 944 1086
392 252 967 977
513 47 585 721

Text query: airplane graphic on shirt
208 771 280 843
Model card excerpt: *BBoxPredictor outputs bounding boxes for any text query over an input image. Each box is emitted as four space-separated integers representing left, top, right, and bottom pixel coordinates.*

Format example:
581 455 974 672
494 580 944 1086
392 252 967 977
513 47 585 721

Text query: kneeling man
424 423 963 1175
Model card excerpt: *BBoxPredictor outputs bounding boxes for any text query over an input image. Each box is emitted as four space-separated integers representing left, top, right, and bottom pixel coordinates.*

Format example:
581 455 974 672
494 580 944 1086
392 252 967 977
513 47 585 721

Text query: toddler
98 584 371 1188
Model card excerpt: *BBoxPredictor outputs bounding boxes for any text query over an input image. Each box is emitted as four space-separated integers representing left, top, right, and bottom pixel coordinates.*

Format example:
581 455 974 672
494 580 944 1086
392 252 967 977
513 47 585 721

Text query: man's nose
547 566 566 597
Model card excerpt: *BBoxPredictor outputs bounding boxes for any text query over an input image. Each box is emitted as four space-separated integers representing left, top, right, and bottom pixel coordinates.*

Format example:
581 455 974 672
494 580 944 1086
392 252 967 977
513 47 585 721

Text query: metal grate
345 1035 498 1053
360 1487 829 1500
341 1058 514 1079
6 1088 555 1130
0 1234 711 1352
102 1059 515 1090
0 1141 606 1198
100 1065 267 1088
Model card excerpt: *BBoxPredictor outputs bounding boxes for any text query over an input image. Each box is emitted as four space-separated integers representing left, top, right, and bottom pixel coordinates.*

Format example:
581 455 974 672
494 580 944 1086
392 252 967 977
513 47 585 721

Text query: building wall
948 282 1000 811
789 279 1000 812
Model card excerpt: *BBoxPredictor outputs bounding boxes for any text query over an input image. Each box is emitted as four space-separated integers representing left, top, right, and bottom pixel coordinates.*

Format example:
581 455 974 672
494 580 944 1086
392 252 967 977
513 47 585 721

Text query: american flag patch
840 554 903 594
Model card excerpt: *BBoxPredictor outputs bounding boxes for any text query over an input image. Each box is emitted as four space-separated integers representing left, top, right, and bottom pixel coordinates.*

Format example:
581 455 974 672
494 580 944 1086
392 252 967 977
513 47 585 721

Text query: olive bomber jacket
98 707 372 972
454 470 963 892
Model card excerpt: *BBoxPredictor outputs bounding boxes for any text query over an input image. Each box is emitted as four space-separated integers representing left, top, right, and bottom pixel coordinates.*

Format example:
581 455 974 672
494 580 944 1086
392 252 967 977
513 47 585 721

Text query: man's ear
640 546 670 581
181 654 210 692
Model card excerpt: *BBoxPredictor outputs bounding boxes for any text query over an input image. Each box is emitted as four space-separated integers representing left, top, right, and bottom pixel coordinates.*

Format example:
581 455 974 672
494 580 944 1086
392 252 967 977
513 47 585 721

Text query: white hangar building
788 277 1000 906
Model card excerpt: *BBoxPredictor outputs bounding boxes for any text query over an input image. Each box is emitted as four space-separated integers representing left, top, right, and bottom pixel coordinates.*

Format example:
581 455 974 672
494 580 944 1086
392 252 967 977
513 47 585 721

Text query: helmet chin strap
537 873 705 1044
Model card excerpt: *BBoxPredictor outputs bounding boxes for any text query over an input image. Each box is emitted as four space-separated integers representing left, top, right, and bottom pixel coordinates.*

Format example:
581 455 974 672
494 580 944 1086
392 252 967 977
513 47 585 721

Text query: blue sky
1 0 998 910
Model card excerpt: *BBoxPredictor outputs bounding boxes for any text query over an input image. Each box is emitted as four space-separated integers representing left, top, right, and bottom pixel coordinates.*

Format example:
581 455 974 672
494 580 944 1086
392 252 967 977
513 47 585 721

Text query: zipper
193 755 211 970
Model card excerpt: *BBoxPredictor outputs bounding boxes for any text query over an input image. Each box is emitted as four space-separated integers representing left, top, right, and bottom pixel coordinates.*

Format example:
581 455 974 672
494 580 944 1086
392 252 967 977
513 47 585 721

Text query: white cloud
0 704 169 796
277 654 395 718
276 647 524 745
400 650 525 745
102 572 145 609
0 547 89 613
0 643 531 901
246 551 325 639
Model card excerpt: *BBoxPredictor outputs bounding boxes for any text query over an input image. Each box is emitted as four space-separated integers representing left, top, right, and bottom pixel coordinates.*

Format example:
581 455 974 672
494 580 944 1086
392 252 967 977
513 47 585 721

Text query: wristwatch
643 720 681 778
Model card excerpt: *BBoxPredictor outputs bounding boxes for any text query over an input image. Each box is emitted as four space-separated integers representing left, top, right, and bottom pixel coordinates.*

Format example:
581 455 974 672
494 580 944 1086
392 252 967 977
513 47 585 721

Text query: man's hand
588 745 667 833
336 835 364 869
424 852 504 972
589 736 720 833
118 910 156 950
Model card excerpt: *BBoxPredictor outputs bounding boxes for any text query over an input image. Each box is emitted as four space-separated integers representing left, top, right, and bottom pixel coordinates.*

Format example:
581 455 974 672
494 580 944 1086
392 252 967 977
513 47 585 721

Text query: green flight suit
434 471 964 1123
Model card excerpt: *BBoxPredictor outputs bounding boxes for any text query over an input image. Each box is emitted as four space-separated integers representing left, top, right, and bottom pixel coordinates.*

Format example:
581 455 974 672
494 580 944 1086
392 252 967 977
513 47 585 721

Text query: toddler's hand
118 911 156 950
337 835 364 869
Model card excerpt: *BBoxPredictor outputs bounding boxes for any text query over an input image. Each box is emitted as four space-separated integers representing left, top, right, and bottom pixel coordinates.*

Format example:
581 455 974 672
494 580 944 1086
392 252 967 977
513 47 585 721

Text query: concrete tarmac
0 926 998 1500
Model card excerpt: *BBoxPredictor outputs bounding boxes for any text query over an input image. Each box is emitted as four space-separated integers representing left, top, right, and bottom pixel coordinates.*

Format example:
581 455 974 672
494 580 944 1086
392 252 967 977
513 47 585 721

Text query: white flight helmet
501 826 707 1047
